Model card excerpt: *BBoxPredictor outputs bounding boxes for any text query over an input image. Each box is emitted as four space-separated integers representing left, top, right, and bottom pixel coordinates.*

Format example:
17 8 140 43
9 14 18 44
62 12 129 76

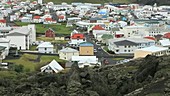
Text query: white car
94 49 97 52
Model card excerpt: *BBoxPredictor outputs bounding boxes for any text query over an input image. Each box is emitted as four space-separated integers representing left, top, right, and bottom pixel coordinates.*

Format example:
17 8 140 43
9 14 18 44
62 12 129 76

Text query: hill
0 55 170 95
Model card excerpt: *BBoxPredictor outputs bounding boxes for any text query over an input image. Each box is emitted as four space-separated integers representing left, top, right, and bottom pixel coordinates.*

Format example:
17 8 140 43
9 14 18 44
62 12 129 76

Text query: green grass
30 45 37 51
113 58 125 60
37 37 55 42
146 93 164 96
4 53 66 72
15 22 71 35
0 71 18 79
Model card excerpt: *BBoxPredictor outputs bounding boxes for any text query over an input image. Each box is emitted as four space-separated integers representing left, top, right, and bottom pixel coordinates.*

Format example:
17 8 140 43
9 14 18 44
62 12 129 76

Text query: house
159 39 170 47
0 46 6 60
43 17 56 24
134 46 169 59
68 33 86 47
108 38 155 54
0 38 10 56
58 47 79 60
20 17 32 23
6 25 36 50
0 19 6 27
40 60 64 73
79 42 94 56
45 28 55 38
71 56 101 68
58 15 66 22
33 16 42 23
37 42 54 53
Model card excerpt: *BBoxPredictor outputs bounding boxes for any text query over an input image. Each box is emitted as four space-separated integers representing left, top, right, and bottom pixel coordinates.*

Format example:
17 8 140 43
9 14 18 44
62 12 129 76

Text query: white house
71 56 101 68
37 42 54 53
0 38 10 56
159 39 170 47
20 17 32 23
0 19 6 27
6 25 36 50
134 45 169 59
108 38 155 54
58 47 79 61
40 60 64 73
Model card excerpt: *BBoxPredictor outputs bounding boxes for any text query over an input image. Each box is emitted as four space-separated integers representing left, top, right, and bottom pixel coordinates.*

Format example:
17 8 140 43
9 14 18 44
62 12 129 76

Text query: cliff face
0 55 170 96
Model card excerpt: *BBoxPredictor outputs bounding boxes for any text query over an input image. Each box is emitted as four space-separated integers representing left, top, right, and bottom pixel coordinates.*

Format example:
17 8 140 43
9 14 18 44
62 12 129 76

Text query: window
124 50 126 52
116 50 119 52
124 46 127 48
45 48 47 50
128 45 130 48
128 50 130 52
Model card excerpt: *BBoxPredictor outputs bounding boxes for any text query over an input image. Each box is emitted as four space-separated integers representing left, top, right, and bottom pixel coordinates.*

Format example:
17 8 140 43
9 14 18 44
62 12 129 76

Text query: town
0 0 170 74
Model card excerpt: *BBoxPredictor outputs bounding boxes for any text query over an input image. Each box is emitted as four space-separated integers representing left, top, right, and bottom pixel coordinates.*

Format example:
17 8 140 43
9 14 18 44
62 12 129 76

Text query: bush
14 64 24 73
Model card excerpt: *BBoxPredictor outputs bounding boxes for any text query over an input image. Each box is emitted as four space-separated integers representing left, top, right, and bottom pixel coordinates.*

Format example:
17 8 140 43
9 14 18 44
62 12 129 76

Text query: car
96 42 101 45
94 49 97 52
97 47 102 50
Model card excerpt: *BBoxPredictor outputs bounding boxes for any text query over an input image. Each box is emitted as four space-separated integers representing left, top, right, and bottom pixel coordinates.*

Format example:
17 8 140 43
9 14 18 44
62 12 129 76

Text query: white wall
59 52 79 60
7 35 26 50
28 24 36 43
38 47 53 53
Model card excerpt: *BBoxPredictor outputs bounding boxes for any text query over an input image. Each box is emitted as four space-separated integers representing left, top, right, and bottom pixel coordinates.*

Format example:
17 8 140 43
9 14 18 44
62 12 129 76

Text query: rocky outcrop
0 55 170 95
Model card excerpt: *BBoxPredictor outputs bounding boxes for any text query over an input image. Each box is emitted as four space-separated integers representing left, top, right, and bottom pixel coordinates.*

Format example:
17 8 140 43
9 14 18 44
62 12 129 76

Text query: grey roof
114 40 138 46
59 47 78 53
7 26 30 36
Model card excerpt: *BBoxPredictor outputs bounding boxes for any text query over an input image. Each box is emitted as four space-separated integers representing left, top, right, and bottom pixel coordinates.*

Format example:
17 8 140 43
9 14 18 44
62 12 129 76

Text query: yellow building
134 46 169 59
79 42 94 56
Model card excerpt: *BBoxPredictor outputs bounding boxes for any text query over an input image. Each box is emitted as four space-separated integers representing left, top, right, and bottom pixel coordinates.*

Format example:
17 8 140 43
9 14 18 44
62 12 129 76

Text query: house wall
45 30 55 38
55 37 65 40
108 43 138 54
121 27 147 38
0 23 6 27
59 52 79 60
28 24 36 43
38 47 53 53
79 46 94 55
7 35 26 50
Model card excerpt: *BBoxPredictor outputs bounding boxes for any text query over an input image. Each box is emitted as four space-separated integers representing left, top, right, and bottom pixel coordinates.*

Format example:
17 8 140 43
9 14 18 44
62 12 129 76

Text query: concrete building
79 42 94 56
58 47 79 61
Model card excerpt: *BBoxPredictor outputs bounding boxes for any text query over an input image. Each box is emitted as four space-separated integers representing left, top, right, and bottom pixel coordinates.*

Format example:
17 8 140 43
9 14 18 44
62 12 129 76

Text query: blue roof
79 42 94 47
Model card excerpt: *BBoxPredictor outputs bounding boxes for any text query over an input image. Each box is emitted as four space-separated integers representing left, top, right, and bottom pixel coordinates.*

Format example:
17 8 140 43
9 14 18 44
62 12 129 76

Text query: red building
45 28 55 38
71 33 85 39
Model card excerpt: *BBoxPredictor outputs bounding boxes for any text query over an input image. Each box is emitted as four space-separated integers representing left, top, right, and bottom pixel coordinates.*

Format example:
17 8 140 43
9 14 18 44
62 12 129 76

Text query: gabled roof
0 19 6 23
45 18 53 21
58 15 65 19
33 16 41 19
80 42 94 47
41 59 64 73
59 47 78 53
71 33 84 39
114 40 138 46
163 32 170 39
37 42 53 48
7 26 30 36
144 36 156 40
92 25 105 30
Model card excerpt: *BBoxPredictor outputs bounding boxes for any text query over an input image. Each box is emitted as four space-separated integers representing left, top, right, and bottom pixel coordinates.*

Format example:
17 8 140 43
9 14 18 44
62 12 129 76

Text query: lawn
15 22 72 35
4 53 66 72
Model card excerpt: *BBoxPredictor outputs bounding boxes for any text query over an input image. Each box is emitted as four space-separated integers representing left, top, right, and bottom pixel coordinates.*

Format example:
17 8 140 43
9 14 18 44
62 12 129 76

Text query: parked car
94 49 97 52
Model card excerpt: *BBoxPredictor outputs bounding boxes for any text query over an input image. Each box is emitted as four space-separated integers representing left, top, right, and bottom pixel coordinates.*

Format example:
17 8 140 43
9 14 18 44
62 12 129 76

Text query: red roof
92 25 105 30
163 32 170 39
58 15 64 19
45 18 53 21
0 19 6 23
71 33 85 39
144 36 156 40
33 16 41 19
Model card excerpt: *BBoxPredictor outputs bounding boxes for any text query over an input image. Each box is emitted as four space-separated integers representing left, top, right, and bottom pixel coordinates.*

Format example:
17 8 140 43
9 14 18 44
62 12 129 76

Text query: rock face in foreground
0 55 170 96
